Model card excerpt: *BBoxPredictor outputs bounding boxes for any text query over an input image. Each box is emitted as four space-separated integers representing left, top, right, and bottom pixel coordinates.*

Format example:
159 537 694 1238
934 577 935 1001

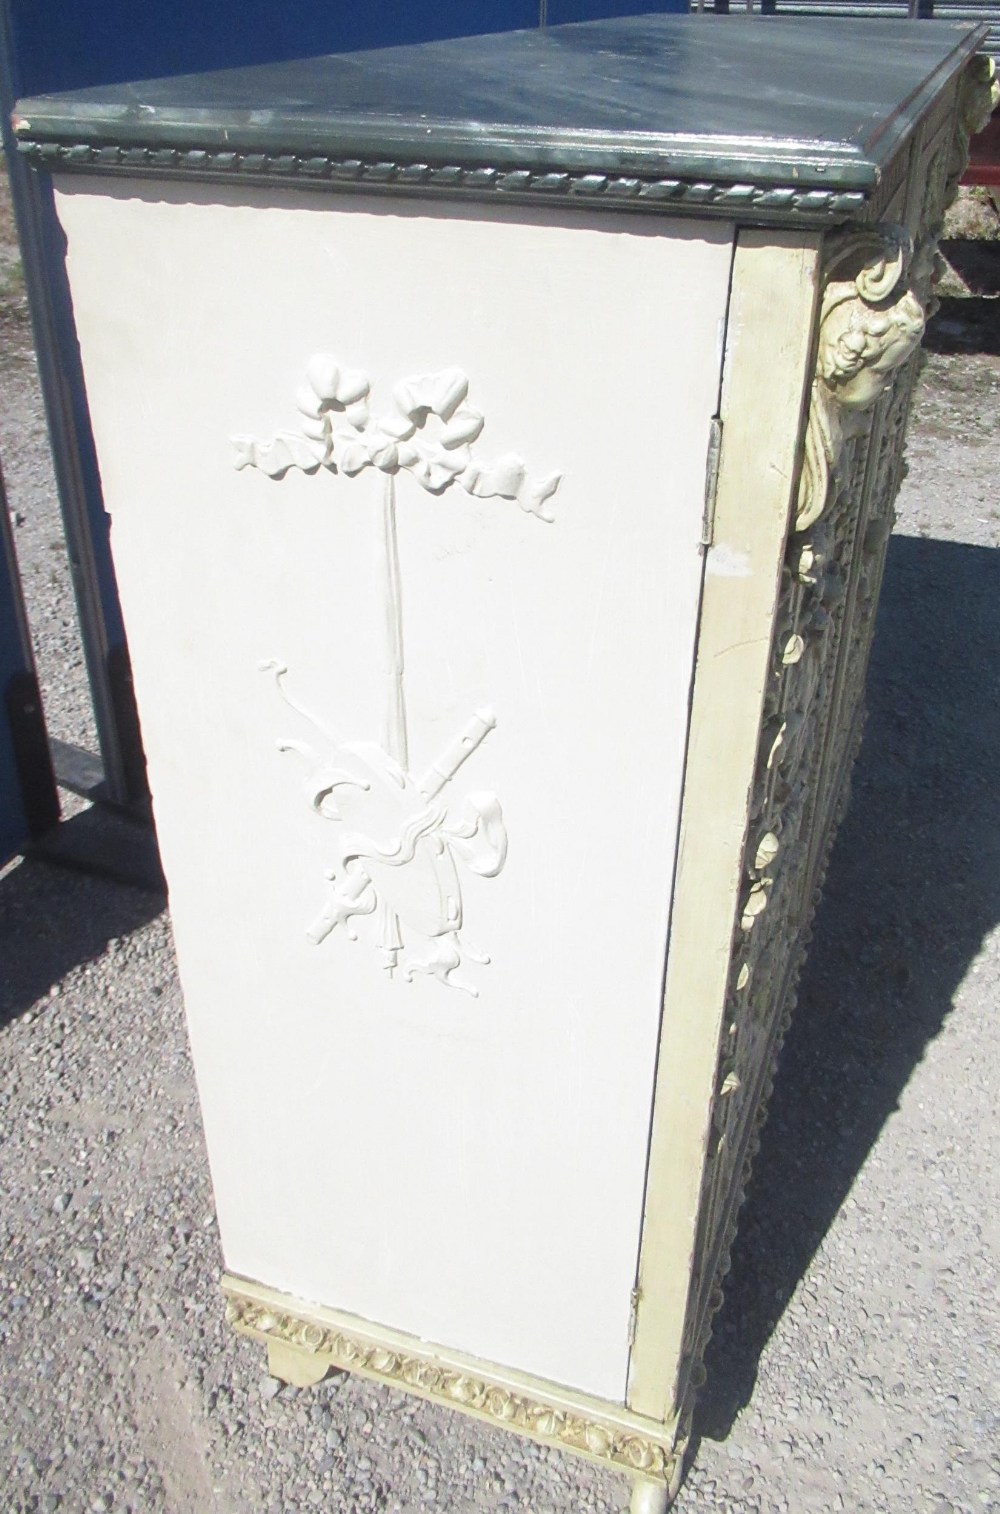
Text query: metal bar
0 458 59 849
0 0 147 809
47 737 106 801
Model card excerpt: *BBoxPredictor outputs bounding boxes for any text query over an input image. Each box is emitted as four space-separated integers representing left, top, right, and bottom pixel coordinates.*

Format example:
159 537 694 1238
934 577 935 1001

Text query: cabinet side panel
54 178 735 1402
628 229 820 1423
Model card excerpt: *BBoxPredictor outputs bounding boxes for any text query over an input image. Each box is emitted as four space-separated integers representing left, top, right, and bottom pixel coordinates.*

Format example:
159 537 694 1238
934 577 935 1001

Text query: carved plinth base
259 1296 686 1513
224 1275 681 1492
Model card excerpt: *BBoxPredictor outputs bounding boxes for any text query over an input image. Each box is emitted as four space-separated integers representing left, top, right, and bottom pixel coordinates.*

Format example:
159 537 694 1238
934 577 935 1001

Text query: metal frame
1 0 148 808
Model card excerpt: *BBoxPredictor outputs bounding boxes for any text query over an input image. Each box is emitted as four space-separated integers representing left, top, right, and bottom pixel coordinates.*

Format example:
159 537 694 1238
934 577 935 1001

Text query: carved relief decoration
235 358 560 995
14 130 871 224
795 227 925 533
224 1284 680 1487
944 54 999 207
794 52 996 542
673 115 975 1414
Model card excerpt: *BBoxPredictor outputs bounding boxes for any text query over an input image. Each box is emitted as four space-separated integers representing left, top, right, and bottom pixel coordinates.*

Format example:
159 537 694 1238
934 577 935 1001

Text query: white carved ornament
234 357 561 996
796 226 926 533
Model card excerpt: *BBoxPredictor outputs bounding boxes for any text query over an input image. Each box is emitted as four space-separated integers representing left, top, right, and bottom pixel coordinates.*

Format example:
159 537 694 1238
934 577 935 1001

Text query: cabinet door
56 178 733 1401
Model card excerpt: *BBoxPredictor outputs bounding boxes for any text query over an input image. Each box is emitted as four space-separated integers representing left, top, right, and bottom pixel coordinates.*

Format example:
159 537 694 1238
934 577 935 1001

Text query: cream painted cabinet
13 17 996 1509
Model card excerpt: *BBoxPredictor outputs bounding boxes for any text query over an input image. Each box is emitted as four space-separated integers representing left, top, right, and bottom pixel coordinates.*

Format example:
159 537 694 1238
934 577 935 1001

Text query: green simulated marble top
12 16 985 223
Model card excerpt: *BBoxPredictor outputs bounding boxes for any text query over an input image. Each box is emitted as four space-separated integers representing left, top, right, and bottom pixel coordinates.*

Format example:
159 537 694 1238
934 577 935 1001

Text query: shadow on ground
0 808 165 1028
939 238 1000 296
926 294 1000 355
695 532 1000 1438
927 239 1000 354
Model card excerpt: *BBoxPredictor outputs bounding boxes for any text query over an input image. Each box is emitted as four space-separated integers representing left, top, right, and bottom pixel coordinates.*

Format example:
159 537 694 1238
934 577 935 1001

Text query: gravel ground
1 167 999 1514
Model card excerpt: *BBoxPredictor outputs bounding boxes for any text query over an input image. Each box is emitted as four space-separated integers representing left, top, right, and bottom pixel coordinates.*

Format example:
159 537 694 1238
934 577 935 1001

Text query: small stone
260 1377 281 1401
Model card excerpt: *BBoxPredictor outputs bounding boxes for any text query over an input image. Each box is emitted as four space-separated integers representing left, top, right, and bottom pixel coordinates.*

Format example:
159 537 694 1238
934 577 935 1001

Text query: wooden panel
55 178 734 1401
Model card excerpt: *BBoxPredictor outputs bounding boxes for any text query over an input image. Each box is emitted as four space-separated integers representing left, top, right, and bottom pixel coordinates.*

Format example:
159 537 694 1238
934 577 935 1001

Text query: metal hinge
628 1285 642 1349
701 416 723 547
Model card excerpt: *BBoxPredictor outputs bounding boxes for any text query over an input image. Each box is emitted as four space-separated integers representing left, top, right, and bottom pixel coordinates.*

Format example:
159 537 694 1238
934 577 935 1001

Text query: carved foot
630 1478 672 1514
266 1336 331 1388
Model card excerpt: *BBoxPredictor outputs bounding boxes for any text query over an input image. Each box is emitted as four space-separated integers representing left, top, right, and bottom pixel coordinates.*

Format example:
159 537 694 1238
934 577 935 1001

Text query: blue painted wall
7 1 686 96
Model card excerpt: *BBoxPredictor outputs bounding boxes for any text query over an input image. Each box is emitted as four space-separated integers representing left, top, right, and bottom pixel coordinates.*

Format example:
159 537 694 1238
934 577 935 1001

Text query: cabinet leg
266 1337 330 1388
629 1478 671 1514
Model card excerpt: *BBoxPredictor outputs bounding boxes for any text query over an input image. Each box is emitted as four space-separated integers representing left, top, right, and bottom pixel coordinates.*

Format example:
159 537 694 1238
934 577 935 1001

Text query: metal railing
691 0 1000 54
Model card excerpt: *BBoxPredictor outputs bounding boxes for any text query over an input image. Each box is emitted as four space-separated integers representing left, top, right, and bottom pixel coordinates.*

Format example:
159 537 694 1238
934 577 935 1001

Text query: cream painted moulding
16 20 994 1513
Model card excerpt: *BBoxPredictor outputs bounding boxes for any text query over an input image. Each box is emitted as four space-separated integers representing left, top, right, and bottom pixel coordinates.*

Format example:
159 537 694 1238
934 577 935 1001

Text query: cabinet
13 17 996 1508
